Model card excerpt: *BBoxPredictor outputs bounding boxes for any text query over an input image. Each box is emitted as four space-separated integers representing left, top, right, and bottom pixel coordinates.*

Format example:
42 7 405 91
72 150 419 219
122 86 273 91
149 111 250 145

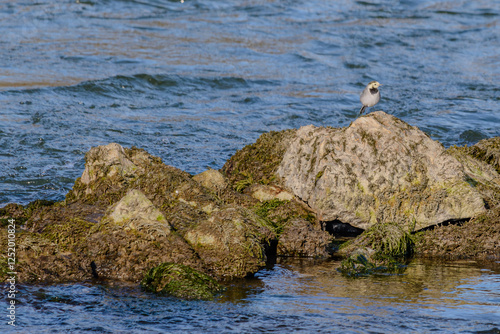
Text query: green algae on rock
183 205 276 279
447 144 500 209
252 198 331 258
2 115 500 287
222 129 297 186
141 262 224 300
104 189 171 238
337 253 407 278
339 221 416 259
337 221 415 277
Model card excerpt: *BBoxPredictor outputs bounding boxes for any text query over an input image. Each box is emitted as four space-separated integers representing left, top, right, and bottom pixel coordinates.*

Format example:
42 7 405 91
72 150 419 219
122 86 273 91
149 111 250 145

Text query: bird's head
368 81 381 89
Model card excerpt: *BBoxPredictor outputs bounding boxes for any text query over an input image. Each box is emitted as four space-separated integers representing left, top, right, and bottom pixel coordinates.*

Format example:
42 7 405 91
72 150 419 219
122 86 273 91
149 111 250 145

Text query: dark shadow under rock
323 220 364 238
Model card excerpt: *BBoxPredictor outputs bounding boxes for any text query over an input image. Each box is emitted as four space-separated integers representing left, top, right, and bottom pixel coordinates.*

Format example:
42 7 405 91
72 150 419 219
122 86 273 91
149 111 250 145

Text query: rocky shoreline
1 111 499 298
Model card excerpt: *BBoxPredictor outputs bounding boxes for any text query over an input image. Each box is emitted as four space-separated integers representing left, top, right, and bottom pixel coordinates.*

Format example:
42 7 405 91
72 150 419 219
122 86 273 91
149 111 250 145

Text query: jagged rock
447 146 500 208
416 206 500 260
4 113 499 286
222 129 297 186
81 143 138 185
467 137 500 173
277 111 486 230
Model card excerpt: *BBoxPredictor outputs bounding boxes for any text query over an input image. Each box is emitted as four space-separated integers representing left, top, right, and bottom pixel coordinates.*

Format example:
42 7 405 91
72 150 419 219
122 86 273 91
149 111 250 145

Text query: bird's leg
359 105 367 115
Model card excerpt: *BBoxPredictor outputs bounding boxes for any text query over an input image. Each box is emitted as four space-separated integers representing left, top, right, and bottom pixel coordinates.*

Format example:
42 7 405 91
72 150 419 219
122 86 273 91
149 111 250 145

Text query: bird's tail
359 105 367 115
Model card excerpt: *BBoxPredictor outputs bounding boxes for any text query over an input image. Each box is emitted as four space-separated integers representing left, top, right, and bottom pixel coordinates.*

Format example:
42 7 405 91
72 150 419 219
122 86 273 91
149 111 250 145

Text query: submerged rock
277 111 486 230
141 262 224 300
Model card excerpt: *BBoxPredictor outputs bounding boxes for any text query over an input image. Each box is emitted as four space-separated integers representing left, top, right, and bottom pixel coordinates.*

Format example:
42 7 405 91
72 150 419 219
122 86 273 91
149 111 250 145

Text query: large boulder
277 111 486 230
5 143 276 284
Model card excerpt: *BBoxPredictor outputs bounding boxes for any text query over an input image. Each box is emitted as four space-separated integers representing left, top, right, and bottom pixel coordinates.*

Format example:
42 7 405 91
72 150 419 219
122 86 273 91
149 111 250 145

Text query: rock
81 143 138 186
184 206 275 279
8 143 276 284
416 206 500 260
222 129 297 186
277 218 331 257
277 111 486 230
0 203 28 220
247 184 295 202
105 189 171 238
251 198 331 258
338 221 415 259
5 114 499 285
467 137 500 173
193 169 229 193
141 262 224 300
336 221 415 277
447 145 500 208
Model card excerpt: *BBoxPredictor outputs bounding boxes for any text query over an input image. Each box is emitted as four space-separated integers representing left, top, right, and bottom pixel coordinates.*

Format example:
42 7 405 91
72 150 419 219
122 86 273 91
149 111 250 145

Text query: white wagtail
359 81 382 115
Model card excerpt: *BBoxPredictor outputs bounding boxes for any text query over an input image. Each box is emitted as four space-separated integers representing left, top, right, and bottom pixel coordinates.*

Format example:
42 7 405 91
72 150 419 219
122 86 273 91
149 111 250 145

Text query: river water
1 0 499 332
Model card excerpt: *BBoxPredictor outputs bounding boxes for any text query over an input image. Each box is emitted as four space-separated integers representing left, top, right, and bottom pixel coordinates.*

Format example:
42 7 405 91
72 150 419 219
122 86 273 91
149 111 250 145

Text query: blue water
1 0 499 205
3 259 500 333
1 0 500 332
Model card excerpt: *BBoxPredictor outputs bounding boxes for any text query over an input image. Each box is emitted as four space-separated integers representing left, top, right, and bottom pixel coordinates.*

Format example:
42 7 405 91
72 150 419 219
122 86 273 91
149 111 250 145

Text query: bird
359 81 382 115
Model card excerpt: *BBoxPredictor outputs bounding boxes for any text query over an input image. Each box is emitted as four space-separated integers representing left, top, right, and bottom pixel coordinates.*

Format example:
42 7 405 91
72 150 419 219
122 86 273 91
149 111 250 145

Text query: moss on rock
2 143 281 284
339 221 415 259
277 113 487 231
337 253 407 278
252 199 330 258
466 137 500 174
222 129 297 186
337 221 415 277
415 207 500 260
447 144 500 209
141 262 224 300
184 205 275 279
